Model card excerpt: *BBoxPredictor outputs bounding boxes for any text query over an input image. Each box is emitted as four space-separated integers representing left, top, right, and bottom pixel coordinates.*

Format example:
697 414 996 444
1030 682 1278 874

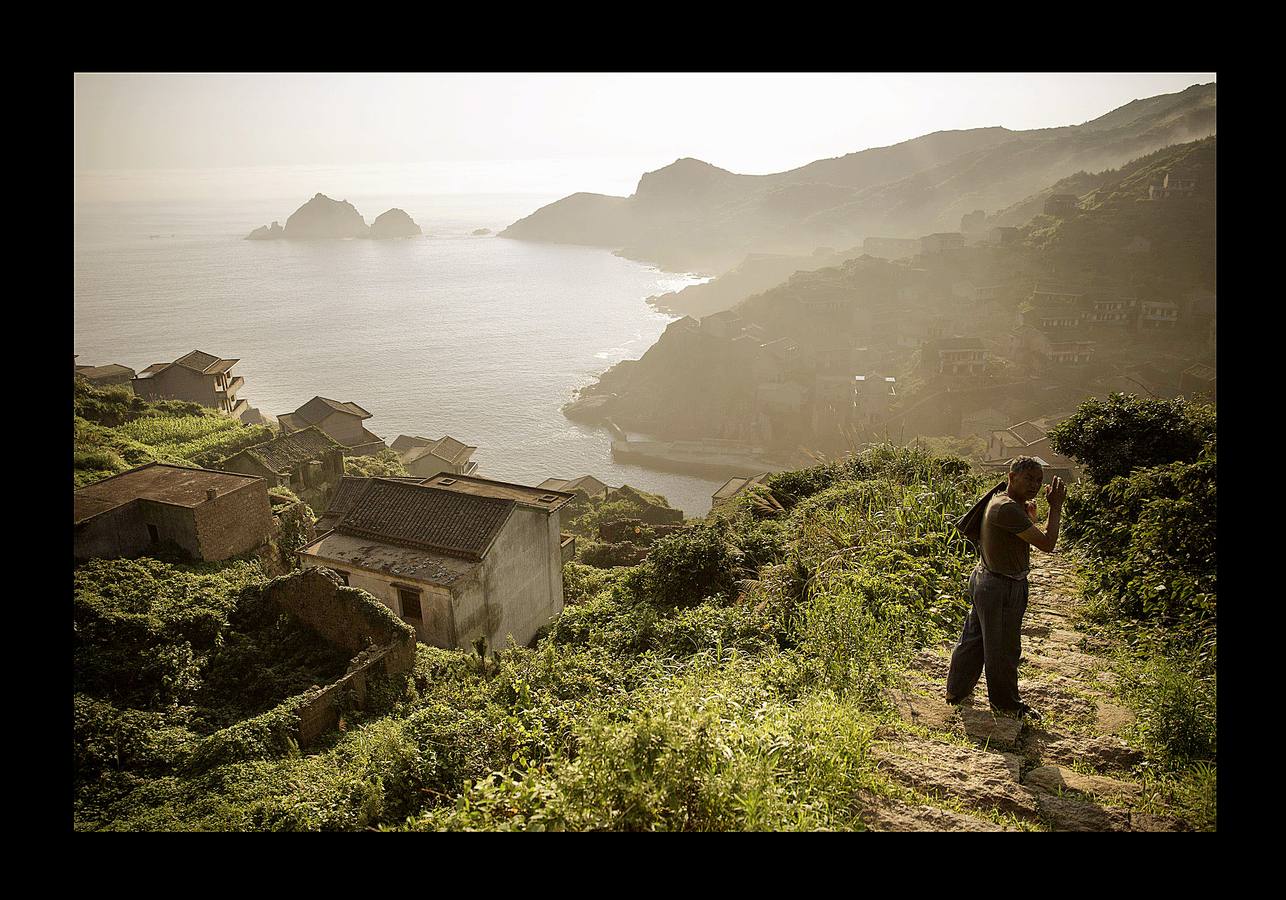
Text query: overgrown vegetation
75 444 987 831
74 379 273 486
74 416 1216 830
343 448 410 478
1050 394 1216 827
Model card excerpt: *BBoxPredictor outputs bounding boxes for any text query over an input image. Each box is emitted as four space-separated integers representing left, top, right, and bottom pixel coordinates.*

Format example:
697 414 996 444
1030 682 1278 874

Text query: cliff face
500 84 1217 274
369 208 422 240
282 194 370 239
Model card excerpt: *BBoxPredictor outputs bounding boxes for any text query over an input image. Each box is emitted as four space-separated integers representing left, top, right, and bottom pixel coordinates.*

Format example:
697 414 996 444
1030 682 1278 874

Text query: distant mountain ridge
501 83 1216 273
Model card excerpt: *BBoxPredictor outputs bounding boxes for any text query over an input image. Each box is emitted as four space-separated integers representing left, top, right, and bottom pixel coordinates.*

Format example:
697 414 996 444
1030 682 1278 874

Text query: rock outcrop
472 227 492 236
283 193 370 239
370 208 422 240
245 221 285 240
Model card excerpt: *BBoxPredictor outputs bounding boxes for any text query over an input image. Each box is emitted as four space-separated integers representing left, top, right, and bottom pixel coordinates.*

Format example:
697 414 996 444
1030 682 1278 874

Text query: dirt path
863 550 1186 831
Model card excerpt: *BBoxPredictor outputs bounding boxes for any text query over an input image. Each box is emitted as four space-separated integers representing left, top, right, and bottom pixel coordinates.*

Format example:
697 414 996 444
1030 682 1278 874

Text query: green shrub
1117 654 1216 769
644 521 740 607
343 448 410 478
1048 393 1215 483
579 541 642 569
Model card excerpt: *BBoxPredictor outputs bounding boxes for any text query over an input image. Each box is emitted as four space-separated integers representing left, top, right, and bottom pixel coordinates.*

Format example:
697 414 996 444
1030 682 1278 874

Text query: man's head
1006 456 1044 502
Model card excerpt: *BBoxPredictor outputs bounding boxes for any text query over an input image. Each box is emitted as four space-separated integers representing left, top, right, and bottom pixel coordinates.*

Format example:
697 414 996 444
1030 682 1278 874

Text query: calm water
73 182 725 515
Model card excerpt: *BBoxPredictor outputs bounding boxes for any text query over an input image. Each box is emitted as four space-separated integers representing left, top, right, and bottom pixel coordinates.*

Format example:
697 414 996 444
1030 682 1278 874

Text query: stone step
1024 765 1142 801
860 795 1018 832
870 736 1040 820
1037 735 1144 772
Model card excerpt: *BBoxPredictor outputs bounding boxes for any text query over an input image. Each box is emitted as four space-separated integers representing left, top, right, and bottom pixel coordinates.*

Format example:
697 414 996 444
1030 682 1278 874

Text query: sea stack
370 208 422 239
245 220 285 240
282 193 370 239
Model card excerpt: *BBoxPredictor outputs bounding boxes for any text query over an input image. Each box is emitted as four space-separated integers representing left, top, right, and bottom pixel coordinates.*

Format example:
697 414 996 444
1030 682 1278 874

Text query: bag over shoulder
954 481 1006 554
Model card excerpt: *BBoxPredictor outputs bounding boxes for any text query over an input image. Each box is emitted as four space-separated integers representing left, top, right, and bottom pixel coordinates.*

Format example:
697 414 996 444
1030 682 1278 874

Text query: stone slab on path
1035 791 1131 832
1094 701 1136 734
1039 735 1144 772
861 795 1017 832
871 736 1039 820
1024 765 1141 801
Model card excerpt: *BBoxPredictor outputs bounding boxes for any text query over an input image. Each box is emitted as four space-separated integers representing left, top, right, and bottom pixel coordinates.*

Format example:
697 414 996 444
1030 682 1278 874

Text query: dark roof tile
334 479 514 561
237 426 342 473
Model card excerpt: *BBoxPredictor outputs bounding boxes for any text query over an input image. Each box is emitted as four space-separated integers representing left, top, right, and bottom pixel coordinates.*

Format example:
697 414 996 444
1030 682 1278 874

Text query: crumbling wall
262 567 417 746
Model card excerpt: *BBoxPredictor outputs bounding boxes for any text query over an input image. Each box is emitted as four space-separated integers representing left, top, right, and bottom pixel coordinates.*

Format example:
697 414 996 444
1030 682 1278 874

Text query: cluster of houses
73 458 627 650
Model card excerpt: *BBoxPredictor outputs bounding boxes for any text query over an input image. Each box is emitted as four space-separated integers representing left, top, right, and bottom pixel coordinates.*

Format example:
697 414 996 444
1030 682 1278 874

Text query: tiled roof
317 475 427 528
419 473 574 512
538 475 608 497
294 396 373 425
76 364 135 380
237 426 342 474
391 434 436 453
432 436 474 463
174 350 239 373
334 478 515 561
1011 421 1048 445
137 362 171 378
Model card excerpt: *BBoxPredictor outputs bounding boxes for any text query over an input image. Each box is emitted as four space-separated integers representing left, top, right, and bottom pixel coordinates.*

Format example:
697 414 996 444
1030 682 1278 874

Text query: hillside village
569 137 1216 478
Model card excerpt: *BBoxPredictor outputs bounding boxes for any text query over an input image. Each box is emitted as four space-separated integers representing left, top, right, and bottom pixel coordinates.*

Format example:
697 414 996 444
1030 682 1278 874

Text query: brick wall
193 479 273 560
74 502 149 562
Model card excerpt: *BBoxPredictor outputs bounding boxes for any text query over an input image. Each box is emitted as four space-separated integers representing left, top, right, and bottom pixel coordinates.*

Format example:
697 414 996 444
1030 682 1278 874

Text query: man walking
946 456 1067 719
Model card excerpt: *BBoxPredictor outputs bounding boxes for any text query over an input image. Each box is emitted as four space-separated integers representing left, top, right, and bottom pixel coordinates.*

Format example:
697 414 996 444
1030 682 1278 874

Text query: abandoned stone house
1023 305 1082 331
711 473 769 511
74 463 273 563
853 374 897 428
1179 363 1217 401
299 475 574 649
1086 295 1135 325
538 475 610 500
1149 172 1197 200
75 362 136 387
1011 325 1096 368
1043 194 1080 217
985 417 1078 480
219 426 346 496
279 396 387 456
928 337 988 376
132 350 248 419
1137 300 1180 329
392 434 479 479
1030 285 1085 307
919 233 965 254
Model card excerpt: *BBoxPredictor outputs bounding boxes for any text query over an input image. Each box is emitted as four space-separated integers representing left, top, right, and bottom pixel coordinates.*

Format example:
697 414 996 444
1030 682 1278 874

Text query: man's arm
1016 476 1066 554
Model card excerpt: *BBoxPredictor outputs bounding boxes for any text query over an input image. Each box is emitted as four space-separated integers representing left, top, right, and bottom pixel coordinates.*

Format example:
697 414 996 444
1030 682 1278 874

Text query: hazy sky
75 72 1214 180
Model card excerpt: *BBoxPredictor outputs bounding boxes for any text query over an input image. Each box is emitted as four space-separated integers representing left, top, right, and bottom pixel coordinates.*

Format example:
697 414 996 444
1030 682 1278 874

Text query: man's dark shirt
980 490 1033 579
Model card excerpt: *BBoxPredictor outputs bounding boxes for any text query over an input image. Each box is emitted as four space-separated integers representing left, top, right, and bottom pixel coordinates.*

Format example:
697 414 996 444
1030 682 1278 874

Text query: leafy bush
1117 654 1216 769
1071 451 1216 653
1048 393 1215 483
644 521 740 607
344 448 410 478
579 541 643 569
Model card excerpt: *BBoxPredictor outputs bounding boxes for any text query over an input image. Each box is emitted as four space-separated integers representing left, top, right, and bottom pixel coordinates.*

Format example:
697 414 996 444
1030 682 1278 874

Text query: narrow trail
863 550 1185 831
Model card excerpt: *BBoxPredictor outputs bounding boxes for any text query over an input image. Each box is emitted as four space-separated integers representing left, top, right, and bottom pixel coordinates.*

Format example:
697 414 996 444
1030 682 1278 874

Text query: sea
73 160 725 515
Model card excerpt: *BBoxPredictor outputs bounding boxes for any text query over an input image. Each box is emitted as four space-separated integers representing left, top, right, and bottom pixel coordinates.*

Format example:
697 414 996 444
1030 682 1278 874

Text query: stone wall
74 502 148 563
194 480 274 560
263 568 417 747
